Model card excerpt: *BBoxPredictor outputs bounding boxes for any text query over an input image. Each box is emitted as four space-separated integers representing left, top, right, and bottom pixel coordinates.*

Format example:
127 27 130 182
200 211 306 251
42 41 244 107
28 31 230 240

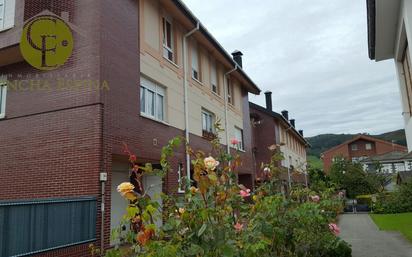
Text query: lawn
307 155 323 169
370 213 412 242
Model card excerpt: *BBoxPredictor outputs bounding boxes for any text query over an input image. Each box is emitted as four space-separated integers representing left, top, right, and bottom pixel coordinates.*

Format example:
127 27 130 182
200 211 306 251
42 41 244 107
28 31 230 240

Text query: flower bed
100 135 351 257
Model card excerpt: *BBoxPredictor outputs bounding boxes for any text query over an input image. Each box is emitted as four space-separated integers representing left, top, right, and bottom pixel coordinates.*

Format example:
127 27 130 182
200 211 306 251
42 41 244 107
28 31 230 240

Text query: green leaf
197 223 207 237
208 173 218 182
146 204 157 215
222 245 235 257
126 206 139 218
187 244 203 256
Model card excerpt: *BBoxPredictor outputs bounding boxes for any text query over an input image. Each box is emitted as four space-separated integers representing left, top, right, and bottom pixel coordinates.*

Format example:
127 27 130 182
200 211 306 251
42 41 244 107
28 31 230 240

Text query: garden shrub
103 127 351 257
373 181 412 214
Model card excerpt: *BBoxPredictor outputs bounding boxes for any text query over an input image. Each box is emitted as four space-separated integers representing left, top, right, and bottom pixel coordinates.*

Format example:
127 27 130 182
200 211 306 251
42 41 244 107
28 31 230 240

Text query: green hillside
306 129 407 158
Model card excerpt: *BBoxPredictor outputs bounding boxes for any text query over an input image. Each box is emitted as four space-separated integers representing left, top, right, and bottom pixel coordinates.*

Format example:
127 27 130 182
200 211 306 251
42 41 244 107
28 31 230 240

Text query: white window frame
140 77 166 122
162 16 174 63
177 163 185 193
191 41 200 81
351 144 358 151
234 127 244 151
0 0 16 32
365 143 372 150
0 80 7 119
201 109 214 133
210 59 218 94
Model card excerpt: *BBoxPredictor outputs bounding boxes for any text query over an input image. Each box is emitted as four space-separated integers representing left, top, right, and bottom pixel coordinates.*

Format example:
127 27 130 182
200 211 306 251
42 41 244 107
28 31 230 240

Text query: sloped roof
321 134 407 156
362 151 408 163
249 102 310 146
171 0 260 95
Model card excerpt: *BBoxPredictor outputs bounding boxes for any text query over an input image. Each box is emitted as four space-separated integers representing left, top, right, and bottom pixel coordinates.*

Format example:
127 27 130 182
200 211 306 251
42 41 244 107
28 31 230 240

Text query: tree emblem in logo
20 15 74 71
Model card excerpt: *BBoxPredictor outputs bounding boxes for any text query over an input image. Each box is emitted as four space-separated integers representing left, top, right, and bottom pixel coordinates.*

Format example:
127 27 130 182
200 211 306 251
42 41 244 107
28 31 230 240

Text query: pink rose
234 222 243 232
328 223 340 236
240 189 251 198
129 154 137 163
310 195 320 203
230 138 240 145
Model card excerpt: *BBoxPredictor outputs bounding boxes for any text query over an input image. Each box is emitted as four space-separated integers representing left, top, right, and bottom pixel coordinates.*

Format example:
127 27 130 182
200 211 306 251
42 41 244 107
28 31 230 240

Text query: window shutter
3 0 15 30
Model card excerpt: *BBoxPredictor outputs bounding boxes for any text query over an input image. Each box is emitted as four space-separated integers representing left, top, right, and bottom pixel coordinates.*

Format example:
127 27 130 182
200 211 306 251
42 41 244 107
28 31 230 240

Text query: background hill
306 129 407 158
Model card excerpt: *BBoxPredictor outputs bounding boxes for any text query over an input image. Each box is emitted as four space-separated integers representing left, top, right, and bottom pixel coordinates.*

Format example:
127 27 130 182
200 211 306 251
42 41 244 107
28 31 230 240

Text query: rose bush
102 127 350 257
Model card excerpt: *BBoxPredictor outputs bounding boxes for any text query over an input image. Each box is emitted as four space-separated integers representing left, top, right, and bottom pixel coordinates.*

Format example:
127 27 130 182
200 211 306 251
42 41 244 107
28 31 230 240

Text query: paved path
339 214 412 257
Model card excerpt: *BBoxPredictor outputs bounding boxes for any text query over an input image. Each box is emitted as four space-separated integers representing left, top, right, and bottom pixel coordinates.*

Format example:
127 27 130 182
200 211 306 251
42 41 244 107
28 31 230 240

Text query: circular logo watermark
20 15 73 71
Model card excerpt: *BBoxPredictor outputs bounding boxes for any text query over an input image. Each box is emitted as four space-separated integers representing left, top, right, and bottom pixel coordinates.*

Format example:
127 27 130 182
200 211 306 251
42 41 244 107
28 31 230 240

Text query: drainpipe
284 124 293 189
224 65 239 154
100 180 105 254
183 21 200 188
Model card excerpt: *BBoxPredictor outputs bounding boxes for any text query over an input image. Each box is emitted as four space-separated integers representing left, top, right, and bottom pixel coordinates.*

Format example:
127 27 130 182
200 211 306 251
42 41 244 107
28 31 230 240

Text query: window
227 79 234 105
202 109 214 133
211 59 218 94
0 81 6 119
0 0 15 31
365 143 372 150
140 77 165 121
162 17 174 62
0 197 96 257
177 163 185 193
234 127 244 150
191 41 200 80
351 144 358 151
402 44 412 114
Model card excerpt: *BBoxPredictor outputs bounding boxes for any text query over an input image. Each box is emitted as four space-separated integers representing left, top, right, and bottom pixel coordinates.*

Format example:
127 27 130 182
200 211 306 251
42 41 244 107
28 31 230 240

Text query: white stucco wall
139 0 245 145
392 0 412 152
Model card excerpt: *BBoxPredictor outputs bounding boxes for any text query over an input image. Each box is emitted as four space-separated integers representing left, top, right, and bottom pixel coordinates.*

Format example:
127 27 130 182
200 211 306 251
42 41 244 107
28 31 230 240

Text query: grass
307 155 323 170
370 213 412 242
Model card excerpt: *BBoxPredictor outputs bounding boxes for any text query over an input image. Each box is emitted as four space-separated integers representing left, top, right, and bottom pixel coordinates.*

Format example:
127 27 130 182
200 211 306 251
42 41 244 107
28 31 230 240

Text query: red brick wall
348 140 377 157
322 144 349 173
322 138 407 173
0 0 257 256
0 1 103 256
250 106 277 179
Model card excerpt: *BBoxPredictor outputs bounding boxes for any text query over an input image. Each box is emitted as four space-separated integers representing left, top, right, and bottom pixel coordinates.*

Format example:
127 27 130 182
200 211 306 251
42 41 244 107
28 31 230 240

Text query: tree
328 158 382 198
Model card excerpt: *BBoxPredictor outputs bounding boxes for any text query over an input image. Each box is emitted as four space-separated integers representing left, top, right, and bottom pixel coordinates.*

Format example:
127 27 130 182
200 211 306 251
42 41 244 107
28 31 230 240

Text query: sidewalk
339 214 412 257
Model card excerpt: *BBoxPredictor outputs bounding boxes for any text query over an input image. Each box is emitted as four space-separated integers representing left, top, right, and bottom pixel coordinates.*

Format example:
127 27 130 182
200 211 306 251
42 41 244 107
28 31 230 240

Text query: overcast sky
182 0 403 137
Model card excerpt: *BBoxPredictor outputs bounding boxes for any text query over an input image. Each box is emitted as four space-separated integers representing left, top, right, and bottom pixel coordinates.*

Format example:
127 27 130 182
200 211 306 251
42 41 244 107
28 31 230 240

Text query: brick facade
0 1 257 256
322 135 408 173
249 99 309 182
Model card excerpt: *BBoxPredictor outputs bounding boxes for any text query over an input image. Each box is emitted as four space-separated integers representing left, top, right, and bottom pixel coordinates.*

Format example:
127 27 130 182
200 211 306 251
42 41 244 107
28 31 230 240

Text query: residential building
0 0 260 256
397 170 412 184
249 91 310 183
366 0 412 152
321 134 407 173
361 151 412 173
360 151 412 191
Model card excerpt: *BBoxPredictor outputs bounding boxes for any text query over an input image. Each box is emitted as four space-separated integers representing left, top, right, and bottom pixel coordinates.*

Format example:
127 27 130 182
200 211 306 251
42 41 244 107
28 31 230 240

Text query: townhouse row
0 0 308 256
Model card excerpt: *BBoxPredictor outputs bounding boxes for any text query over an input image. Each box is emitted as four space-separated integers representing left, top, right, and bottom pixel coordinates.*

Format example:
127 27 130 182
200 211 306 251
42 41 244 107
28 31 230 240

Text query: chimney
231 50 243 68
264 91 272 111
290 119 295 128
299 130 304 136
281 110 289 120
